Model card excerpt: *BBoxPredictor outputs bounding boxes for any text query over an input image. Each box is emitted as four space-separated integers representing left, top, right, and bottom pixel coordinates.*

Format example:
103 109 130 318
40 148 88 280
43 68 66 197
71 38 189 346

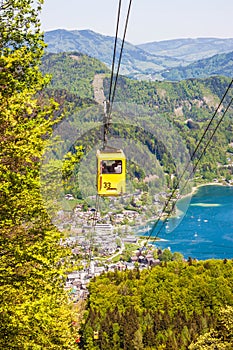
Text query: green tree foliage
0 1 77 348
80 260 233 349
161 51 233 81
41 52 109 99
159 248 173 262
40 52 233 189
189 305 233 349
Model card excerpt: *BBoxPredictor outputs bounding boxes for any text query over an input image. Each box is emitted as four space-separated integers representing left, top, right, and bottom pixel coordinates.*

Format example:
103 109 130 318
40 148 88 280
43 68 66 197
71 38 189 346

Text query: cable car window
101 160 122 174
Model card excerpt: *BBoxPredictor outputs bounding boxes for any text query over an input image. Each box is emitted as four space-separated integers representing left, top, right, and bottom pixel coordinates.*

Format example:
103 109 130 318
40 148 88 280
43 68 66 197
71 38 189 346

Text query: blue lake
144 185 233 260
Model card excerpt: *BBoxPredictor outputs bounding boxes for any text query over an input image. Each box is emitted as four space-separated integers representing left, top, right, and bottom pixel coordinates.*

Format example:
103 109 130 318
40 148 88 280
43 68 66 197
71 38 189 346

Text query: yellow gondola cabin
93 331 99 340
96 148 126 196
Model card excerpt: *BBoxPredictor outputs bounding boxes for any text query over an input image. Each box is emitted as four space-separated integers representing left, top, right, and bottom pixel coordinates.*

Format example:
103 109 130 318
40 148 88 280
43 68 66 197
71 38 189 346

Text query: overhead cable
103 0 133 147
108 0 122 103
143 78 233 246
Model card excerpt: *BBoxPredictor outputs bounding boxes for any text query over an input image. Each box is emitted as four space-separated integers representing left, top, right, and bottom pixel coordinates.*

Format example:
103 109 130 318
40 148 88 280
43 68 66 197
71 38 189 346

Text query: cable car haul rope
93 0 233 247
143 78 233 247
96 0 132 197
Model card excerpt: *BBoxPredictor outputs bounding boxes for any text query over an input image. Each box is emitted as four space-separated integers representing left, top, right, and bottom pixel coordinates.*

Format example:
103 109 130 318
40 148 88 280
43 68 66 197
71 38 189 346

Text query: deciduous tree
0 1 77 348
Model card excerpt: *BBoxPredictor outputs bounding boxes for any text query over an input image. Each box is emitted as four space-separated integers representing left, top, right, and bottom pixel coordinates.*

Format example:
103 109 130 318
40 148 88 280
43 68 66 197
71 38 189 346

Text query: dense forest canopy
80 259 233 349
41 50 233 349
41 52 233 201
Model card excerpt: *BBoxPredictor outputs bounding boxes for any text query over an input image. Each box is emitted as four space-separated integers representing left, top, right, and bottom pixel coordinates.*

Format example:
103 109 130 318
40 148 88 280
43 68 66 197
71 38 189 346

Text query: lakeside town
59 189 186 303
60 174 233 303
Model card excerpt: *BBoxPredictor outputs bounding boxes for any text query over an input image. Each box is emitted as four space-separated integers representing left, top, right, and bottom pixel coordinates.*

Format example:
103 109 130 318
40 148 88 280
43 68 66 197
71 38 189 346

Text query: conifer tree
189 306 233 350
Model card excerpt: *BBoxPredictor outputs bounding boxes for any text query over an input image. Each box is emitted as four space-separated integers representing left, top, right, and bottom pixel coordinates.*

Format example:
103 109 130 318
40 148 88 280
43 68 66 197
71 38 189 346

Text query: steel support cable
143 79 233 247
108 0 122 103
151 95 233 242
147 89 233 244
109 0 132 111
103 0 132 148
94 2 132 259
189 78 233 164
103 0 121 148
92 194 100 225
89 194 100 266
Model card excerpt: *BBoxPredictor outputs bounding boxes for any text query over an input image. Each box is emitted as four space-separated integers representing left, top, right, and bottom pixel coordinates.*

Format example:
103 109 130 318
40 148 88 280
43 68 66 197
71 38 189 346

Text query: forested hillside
80 259 233 349
44 30 233 81
2 2 233 349
41 52 109 99
161 51 233 81
40 52 233 195
44 29 180 80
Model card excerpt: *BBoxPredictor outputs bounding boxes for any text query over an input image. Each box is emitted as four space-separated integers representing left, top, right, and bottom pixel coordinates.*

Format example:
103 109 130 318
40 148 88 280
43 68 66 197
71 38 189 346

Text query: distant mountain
44 29 183 80
138 38 233 62
160 51 233 81
44 30 233 81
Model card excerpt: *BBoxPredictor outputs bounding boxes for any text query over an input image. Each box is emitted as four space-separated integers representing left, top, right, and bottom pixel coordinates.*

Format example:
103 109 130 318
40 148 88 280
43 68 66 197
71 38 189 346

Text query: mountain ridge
138 37 233 61
44 29 233 81
160 51 233 81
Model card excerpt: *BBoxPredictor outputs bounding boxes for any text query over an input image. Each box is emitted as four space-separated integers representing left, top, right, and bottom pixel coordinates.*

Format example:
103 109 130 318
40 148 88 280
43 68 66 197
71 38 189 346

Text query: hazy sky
40 0 233 44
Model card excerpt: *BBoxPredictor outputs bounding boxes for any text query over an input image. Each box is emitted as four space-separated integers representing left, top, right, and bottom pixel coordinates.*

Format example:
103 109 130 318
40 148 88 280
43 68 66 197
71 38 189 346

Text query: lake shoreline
181 181 228 200
135 182 231 242
174 182 228 218
155 184 233 260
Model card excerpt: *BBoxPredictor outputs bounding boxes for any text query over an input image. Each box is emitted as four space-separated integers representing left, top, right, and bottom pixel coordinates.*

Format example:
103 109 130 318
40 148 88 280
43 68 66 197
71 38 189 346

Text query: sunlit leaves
81 260 233 349
0 1 77 348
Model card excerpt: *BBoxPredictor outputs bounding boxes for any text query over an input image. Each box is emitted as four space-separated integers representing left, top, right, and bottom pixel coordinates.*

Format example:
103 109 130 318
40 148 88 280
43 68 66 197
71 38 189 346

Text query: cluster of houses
65 248 161 303
56 204 144 233
64 222 163 303
60 189 168 230
60 191 169 301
